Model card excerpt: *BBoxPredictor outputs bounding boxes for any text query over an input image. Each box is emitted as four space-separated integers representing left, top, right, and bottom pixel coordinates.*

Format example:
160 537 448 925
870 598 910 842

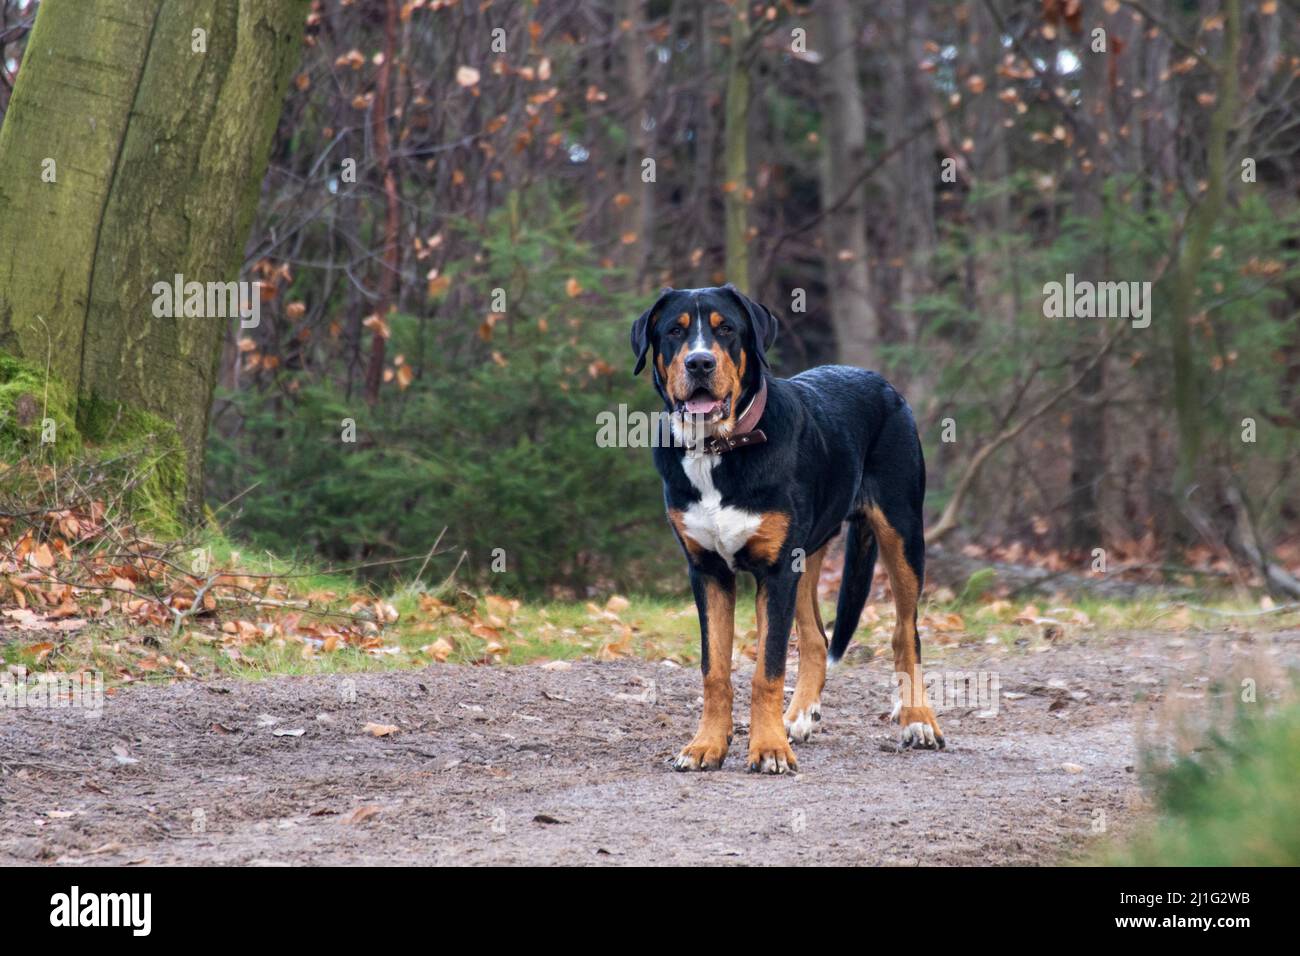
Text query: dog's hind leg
674 565 736 770
784 544 828 742
861 497 944 750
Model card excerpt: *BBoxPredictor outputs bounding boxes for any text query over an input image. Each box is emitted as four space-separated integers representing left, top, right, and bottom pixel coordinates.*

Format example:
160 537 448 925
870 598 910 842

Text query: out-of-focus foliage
1109 697 1300 866
208 194 673 594
895 181 1300 544
6 0 1292 590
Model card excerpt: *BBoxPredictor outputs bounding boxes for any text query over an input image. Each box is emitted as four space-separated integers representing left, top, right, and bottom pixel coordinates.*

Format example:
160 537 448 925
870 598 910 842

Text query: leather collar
701 378 768 455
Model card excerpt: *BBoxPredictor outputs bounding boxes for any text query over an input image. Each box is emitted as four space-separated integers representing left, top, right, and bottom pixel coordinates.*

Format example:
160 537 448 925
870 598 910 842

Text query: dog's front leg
750 571 799 773
674 564 736 771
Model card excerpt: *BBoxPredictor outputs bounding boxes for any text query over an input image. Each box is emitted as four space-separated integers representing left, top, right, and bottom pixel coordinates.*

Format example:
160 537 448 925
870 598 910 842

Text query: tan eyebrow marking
709 311 725 328
677 313 690 328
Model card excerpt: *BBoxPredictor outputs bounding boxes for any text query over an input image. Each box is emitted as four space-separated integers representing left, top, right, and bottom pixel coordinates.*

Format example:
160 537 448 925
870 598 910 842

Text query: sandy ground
3 627 1295 866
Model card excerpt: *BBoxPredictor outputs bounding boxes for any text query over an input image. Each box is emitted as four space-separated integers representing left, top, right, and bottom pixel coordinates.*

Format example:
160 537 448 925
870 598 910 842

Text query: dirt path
3 628 1295 866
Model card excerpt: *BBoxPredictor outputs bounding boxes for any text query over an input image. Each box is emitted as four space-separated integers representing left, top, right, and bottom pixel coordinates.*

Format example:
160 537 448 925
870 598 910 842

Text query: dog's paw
892 701 945 750
674 736 729 771
783 700 821 743
747 736 798 774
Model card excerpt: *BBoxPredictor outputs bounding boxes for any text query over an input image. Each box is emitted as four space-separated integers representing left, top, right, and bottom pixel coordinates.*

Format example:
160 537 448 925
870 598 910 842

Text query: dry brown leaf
346 805 381 824
423 637 455 662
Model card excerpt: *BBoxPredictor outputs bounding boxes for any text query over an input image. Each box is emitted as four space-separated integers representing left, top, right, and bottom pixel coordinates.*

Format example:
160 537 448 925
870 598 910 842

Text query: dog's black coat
632 285 927 680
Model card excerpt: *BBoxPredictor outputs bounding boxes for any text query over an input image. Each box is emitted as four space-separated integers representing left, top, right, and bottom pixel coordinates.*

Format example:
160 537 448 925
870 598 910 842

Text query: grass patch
11 574 1298 690
6 492 1297 691
1102 699 1300 865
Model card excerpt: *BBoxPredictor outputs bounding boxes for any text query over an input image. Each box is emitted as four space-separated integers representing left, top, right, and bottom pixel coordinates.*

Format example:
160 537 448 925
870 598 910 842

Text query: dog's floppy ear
631 287 673 376
723 284 779 368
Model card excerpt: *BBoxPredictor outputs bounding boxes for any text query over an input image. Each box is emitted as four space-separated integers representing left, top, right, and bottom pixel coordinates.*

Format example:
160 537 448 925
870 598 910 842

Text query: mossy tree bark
722 6 752 296
0 0 308 514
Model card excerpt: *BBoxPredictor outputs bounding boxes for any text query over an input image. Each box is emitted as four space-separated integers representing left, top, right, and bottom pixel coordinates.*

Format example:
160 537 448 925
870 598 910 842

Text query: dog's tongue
685 395 721 415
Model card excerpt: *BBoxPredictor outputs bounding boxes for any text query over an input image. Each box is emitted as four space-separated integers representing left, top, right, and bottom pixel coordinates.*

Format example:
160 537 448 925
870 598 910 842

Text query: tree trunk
881 0 935 354
816 0 877 369
0 0 308 513
364 0 400 404
723 6 751 294
1066 11 1109 552
1171 0 1239 503
971 0 1012 319
622 0 654 289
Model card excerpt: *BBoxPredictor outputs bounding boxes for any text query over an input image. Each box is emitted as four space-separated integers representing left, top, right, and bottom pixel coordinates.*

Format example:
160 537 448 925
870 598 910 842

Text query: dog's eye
717 324 734 336
667 326 685 338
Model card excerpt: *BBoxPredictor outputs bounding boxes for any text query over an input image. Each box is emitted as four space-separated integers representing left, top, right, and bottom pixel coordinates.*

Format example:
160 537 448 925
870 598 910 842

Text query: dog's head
630 285 778 431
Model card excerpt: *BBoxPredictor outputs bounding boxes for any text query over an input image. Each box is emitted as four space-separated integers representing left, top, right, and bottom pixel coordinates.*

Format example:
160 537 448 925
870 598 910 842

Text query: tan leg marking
862 505 944 749
675 578 734 770
744 511 789 565
784 545 828 742
667 509 705 562
748 581 798 773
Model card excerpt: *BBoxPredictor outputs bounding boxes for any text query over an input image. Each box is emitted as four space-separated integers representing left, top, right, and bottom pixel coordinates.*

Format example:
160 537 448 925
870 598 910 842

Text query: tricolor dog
631 285 945 773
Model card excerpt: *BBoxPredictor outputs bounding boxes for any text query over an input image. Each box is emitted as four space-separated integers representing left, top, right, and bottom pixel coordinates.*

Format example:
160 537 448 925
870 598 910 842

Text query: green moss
77 394 188 535
0 351 186 533
0 352 81 460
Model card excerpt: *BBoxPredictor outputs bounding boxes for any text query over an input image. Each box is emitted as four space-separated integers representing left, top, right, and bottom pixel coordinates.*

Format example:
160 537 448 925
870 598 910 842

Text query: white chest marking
679 453 763 569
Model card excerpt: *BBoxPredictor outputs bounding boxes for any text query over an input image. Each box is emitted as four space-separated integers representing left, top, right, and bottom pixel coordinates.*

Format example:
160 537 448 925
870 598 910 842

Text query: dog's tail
827 514 878 664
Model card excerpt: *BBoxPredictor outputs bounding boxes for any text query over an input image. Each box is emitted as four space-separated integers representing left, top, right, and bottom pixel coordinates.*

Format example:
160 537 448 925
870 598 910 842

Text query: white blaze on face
684 302 722 414
668 299 727 438
690 301 707 352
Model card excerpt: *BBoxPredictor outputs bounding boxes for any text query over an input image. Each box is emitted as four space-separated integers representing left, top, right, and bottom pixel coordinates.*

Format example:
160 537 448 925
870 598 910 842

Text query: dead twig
928 321 1127 543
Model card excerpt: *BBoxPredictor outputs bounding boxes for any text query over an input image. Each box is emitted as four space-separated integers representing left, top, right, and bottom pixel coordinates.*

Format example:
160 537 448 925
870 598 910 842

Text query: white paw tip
784 703 821 743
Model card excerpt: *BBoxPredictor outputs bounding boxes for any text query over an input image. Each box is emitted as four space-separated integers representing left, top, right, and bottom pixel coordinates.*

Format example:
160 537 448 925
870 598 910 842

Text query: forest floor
4 624 1297 866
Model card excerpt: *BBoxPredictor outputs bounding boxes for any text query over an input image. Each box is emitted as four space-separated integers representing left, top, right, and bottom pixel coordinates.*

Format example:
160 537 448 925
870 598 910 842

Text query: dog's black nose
685 351 716 375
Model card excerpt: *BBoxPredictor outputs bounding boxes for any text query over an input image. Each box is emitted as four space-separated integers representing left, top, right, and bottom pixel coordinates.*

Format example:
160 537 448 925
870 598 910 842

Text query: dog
631 284 945 774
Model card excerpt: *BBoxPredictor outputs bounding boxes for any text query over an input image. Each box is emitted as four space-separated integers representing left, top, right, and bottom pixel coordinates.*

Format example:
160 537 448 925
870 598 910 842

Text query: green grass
1103 699 1300 866
18 584 1296 688
7 520 1298 687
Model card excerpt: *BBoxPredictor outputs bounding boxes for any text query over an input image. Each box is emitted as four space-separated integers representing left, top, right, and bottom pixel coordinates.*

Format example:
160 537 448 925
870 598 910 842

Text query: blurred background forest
3 0 1296 598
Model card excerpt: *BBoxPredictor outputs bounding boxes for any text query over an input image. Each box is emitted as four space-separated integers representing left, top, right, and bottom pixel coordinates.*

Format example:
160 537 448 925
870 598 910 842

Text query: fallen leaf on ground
423 638 455 662
346 805 381 825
